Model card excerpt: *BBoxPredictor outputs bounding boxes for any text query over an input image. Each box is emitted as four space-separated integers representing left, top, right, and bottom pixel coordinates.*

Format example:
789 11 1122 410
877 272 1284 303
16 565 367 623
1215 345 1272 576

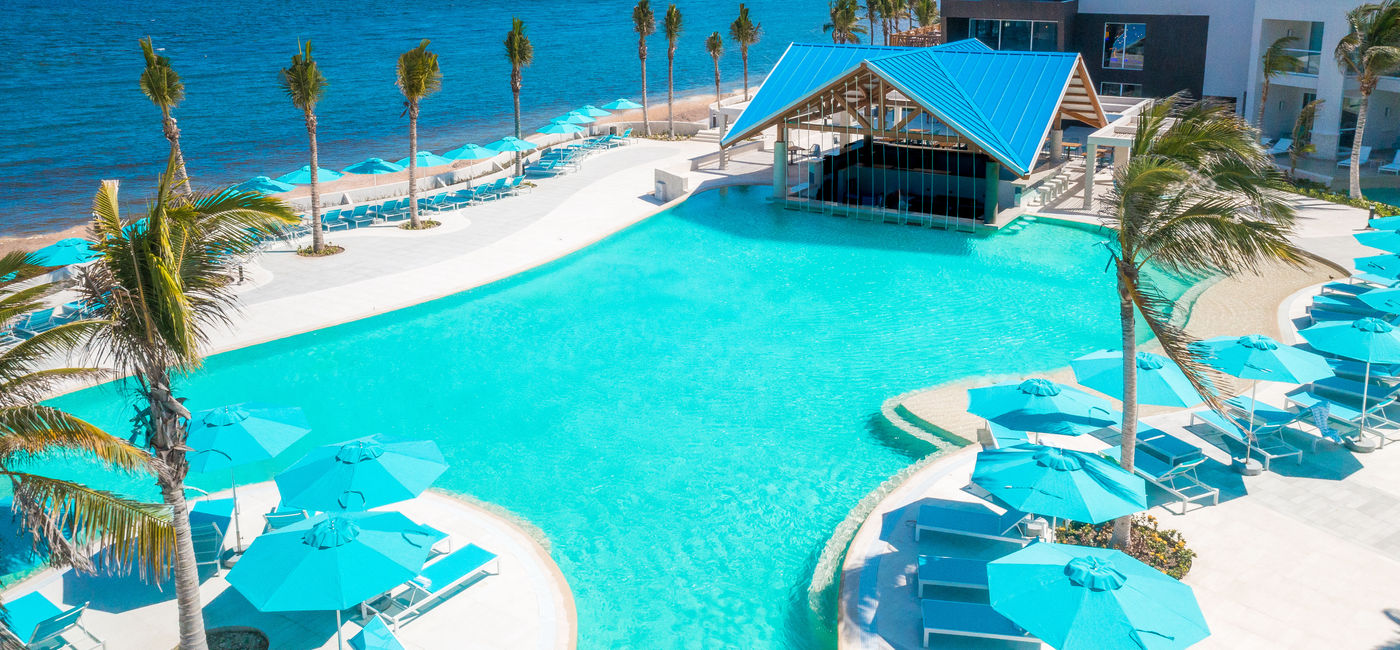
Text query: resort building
719 40 1107 227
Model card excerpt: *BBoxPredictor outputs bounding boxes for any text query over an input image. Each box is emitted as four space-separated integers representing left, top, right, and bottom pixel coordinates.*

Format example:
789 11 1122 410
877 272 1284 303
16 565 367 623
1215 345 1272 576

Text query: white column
773 140 788 199
1049 128 1064 165
1083 144 1097 210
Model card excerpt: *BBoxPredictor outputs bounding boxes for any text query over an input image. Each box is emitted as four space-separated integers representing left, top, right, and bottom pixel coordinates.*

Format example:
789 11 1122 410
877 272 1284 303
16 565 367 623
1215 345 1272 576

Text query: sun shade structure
275 435 448 512
967 378 1119 437
234 176 296 195
443 143 498 161
1072 350 1205 408
342 158 405 175
1355 254 1400 279
553 111 596 125
395 151 454 168
972 444 1147 524
1370 215 1400 230
350 616 405 650
31 238 97 267
538 121 586 135
988 542 1210 650
577 105 612 117
600 98 643 110
1358 287 1400 313
485 136 538 153
277 165 344 184
1300 318 1400 448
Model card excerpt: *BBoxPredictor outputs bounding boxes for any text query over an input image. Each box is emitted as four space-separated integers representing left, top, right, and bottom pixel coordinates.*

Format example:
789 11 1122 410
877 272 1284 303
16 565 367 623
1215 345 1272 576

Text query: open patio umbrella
275 435 447 512
1300 317 1400 447
600 98 643 110
277 165 343 185
394 151 454 168
484 136 537 153
1355 230 1400 253
967 379 1119 438
1357 287 1400 314
538 121 585 135
577 105 611 118
226 512 437 649
1071 350 1205 408
1370 215 1400 230
350 616 405 650
443 143 498 161
31 238 97 267
234 176 296 195
988 542 1210 650
341 158 404 188
553 111 596 125
971 445 1147 524
1355 254 1400 280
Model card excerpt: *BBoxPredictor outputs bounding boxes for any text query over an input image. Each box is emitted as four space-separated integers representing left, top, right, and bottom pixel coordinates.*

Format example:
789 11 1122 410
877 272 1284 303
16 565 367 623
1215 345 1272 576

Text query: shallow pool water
34 187 1190 648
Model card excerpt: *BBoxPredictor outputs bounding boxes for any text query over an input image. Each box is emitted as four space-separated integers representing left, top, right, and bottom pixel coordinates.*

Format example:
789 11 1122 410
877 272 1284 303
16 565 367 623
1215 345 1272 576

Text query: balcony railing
1282 48 1322 76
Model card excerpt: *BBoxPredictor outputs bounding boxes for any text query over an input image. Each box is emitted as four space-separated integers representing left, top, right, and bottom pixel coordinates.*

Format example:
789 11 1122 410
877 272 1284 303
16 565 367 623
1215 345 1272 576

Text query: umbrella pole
1363 361 1373 446
230 469 242 553
336 609 344 650
1246 381 1259 465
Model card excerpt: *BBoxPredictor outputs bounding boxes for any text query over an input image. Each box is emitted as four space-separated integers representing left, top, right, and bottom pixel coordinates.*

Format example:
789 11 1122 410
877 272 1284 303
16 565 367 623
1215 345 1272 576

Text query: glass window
1103 22 1146 70
1032 22 1058 52
1000 20 1032 51
971 19 1000 49
1099 82 1142 97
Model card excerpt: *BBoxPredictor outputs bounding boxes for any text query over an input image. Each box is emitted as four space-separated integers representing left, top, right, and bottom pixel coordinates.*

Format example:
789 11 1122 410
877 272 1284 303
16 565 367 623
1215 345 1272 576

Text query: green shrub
1055 515 1196 579
1283 179 1400 217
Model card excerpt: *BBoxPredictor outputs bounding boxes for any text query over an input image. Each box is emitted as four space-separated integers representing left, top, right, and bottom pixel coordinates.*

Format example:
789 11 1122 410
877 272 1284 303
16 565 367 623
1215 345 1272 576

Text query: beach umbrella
31 238 97 267
1355 230 1400 253
553 111 596 125
484 136 537 153
342 158 405 175
1357 287 1400 314
1355 254 1400 279
600 98 644 110
277 165 344 185
275 435 447 512
967 379 1119 438
394 151 454 168
538 121 585 135
972 445 1147 524
988 542 1210 650
226 511 437 649
350 616 405 650
234 176 296 195
1300 318 1400 446
1071 350 1205 408
578 105 612 118
1370 215 1400 230
443 143 498 161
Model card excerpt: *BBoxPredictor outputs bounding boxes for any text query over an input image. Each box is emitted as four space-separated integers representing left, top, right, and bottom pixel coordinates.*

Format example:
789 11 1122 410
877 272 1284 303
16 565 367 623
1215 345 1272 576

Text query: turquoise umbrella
443 143 498 161
234 176 296 195
187 403 310 548
226 512 437 649
1370 215 1400 230
988 542 1210 650
1071 350 1204 408
538 121 585 135
1355 254 1400 279
277 165 343 184
484 136 538 153
600 98 643 110
1357 287 1400 313
32 238 97 267
394 151 454 168
967 379 1118 437
275 436 447 512
1355 230 1400 253
578 105 611 118
342 158 405 175
1300 318 1400 446
972 445 1147 524
554 111 596 125
350 616 405 650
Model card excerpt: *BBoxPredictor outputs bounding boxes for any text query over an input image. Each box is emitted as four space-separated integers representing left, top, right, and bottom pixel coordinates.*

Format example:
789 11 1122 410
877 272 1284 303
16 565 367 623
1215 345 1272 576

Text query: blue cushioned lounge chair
262 505 308 532
1101 445 1217 514
916 556 988 597
1309 375 1400 406
1287 391 1400 447
14 309 63 339
1190 409 1302 469
921 599 1037 648
0 592 104 649
365 544 498 630
983 422 1029 449
913 501 1032 546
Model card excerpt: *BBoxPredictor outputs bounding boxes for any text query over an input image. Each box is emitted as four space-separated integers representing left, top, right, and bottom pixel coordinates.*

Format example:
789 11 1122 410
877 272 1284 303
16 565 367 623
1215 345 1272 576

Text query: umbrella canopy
1192 334 1333 384
1071 350 1205 408
186 403 311 474
275 436 447 512
276 165 344 185
234 176 296 195
394 151 454 168
1355 230 1400 253
31 238 97 267
1300 317 1400 364
600 98 644 110
1355 254 1400 279
1357 287 1400 314
553 111 596 125
988 542 1210 650
538 121 585 135
967 379 1119 436
342 158 405 175
443 143 498 161
484 136 538 153
577 105 611 117
350 616 405 650
1370 215 1400 230
972 445 1147 524
226 511 436 612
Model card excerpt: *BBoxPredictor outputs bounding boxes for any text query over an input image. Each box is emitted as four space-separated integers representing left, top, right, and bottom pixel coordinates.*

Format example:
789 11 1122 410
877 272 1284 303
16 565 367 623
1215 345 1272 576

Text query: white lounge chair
1101 445 1218 515
921 599 1038 648
1267 138 1292 156
0 592 105 649
365 544 498 630
1339 146 1373 167
917 556 988 597
1190 409 1303 469
1380 151 1400 175
913 500 1034 546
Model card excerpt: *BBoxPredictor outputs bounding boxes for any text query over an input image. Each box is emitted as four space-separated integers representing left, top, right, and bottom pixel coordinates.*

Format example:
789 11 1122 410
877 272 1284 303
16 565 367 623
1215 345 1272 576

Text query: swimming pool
1366 187 1400 207
34 186 1191 647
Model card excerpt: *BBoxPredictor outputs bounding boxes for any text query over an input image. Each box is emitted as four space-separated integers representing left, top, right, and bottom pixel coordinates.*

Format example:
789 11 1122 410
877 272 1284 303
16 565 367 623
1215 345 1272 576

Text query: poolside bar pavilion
721 40 1108 229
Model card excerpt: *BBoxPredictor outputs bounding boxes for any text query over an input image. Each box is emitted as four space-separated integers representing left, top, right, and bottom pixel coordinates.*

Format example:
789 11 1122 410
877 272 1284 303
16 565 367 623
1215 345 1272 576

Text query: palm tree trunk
1255 80 1270 130
160 477 208 650
741 49 750 101
513 70 524 177
667 50 675 138
408 102 421 228
1110 273 1138 550
640 42 651 137
714 59 721 115
306 110 324 253
163 109 191 195
1349 91 1369 199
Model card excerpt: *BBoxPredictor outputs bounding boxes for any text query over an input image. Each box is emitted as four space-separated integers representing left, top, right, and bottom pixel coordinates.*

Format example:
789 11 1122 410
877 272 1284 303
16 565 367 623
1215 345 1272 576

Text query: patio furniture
1381 151 1400 175
350 615 405 650
913 501 1034 546
1297 401 1368 452
920 599 1037 648
1266 138 1292 155
1311 293 1384 317
191 521 228 575
1309 375 1400 407
14 308 67 339
982 422 1029 449
365 543 499 630
917 556 988 596
1189 410 1303 470
1325 357 1400 383
0 591 104 649
1338 146 1373 167
1286 391 1400 447
263 505 309 532
1100 445 1218 515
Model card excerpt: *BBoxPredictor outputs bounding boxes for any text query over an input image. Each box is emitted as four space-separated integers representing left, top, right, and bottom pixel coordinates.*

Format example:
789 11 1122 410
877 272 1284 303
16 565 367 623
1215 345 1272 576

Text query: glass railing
1282 48 1322 76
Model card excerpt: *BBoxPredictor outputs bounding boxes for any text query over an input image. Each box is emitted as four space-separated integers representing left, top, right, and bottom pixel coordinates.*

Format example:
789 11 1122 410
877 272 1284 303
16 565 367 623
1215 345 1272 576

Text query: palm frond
137 37 183 111
7 472 174 580
0 404 151 472
706 32 724 57
633 0 656 37
279 40 327 112
664 4 684 42
396 40 442 101
505 18 534 68
1126 277 1224 415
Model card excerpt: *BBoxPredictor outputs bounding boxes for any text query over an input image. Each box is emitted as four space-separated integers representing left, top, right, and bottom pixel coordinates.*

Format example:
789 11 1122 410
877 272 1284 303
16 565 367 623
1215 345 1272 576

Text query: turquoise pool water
32 187 1189 647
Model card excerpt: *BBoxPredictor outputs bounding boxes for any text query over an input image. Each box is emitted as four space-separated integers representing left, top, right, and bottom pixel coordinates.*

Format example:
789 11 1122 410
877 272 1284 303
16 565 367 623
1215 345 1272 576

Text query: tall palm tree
1099 95 1303 548
706 32 724 131
730 4 761 101
0 253 174 582
279 41 329 255
1256 36 1303 130
864 0 879 46
505 18 534 176
76 151 298 650
633 0 656 137
824 0 867 45
664 5 684 138
138 37 191 194
913 0 937 28
1289 98 1326 179
396 40 443 229
1336 0 1400 199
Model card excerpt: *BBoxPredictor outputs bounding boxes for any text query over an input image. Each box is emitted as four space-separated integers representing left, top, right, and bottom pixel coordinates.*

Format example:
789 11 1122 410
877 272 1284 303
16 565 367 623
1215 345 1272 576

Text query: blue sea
0 0 831 237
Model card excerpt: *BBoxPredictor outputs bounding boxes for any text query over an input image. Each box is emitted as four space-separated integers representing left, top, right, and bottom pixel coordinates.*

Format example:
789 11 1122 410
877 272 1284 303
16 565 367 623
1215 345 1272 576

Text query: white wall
1245 0 1354 158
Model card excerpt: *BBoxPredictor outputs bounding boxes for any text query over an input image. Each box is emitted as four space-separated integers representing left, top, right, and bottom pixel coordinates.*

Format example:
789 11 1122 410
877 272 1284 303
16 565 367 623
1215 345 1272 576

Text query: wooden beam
831 95 871 129
1059 108 1101 126
892 108 926 132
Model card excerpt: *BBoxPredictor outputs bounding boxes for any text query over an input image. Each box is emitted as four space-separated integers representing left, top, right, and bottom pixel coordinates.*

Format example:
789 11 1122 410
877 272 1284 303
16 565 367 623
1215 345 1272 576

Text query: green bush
1055 515 1196 579
1284 179 1400 217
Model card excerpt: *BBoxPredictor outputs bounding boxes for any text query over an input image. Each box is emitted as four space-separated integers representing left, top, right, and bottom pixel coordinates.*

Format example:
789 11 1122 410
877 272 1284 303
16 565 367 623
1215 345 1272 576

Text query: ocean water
0 0 832 237
27 187 1193 648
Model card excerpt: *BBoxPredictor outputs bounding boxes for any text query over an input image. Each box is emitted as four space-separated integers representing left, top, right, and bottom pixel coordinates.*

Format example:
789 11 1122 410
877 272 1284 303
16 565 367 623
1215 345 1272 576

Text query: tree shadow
60 555 219 613
204 587 338 650
1375 608 1400 650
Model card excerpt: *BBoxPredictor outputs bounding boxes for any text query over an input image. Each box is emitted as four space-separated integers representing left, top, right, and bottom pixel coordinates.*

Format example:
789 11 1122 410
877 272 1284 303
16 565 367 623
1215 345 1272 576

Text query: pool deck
843 198 1400 648
1 482 576 650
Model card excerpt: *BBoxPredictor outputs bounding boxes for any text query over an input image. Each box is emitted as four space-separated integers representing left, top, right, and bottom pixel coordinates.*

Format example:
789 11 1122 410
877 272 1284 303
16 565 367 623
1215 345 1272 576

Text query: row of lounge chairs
315 177 530 233
0 300 100 349
1263 138 1400 174
525 131 632 177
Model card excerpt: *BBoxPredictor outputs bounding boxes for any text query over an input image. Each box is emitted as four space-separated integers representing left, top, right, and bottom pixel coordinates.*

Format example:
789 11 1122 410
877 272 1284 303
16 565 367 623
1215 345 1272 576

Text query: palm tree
913 0 937 28
1336 0 1400 199
633 0 656 137
1289 98 1326 179
279 41 329 255
1256 36 1303 130
505 18 534 176
730 4 761 101
0 253 174 582
1099 96 1303 548
664 5 684 138
396 40 443 229
707 32 725 137
138 37 191 194
76 151 298 650
824 0 867 45
864 0 879 46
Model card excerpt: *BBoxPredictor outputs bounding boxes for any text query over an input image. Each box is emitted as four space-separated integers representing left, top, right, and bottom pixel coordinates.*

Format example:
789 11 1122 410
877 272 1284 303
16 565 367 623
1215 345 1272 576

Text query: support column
1049 127 1064 165
984 161 999 224
773 139 788 199
1113 145 1130 173
1082 145 1097 210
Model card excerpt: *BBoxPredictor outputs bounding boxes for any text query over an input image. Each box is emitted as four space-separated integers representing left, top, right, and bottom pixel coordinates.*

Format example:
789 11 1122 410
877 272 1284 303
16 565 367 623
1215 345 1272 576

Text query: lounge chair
504 175 526 196
1320 281 1371 297
982 422 1029 449
1226 395 1308 431
1133 424 1206 466
345 206 375 228
1189 409 1302 469
321 209 351 232
263 505 308 532
378 199 410 221
1309 375 1400 407
921 599 1037 648
1296 401 1368 452
191 521 228 575
916 556 988 597
365 544 498 630
350 615 404 650
1325 357 1400 383
14 308 65 339
1286 391 1400 447
1338 146 1373 167
1381 151 1400 175
1101 445 1217 514
913 501 1033 546
1311 293 1385 316
0 591 104 649
1266 138 1292 156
